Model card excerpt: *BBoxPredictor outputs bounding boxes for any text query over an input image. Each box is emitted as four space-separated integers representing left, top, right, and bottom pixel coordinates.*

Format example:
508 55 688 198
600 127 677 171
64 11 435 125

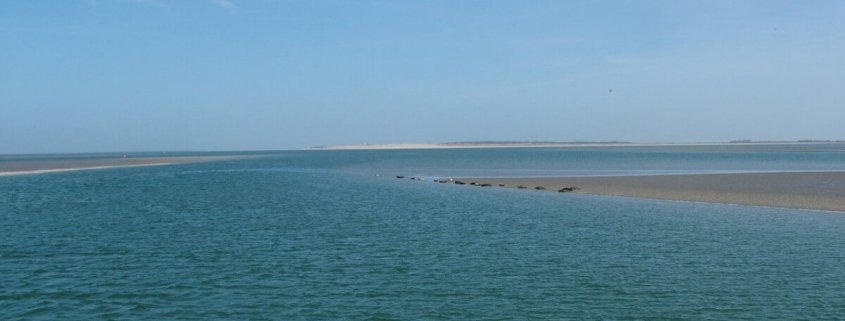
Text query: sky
1 0 844 153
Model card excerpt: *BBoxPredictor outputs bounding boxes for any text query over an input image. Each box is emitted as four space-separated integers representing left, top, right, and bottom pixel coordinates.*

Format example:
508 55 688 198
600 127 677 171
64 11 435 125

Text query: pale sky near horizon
2 1 844 153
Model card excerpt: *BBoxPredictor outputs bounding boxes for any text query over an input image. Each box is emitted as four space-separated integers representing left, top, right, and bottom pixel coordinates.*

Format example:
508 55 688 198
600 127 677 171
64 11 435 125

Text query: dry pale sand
0 156 246 176
455 172 845 212
308 142 845 151
310 142 640 150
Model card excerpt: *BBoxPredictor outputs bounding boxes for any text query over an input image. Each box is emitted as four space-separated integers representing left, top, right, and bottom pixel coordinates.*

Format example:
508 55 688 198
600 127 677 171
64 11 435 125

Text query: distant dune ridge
308 140 844 150
308 141 633 150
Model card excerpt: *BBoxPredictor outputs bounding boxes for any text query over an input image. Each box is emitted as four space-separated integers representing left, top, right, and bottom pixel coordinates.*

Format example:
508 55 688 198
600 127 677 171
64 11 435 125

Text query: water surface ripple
2 148 845 319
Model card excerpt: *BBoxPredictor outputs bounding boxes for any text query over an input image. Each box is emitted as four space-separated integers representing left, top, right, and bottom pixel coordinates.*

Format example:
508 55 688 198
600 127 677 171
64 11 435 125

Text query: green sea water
2 146 845 319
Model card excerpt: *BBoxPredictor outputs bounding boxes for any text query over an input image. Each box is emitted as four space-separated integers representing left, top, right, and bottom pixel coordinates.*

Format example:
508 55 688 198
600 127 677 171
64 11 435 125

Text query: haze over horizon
2 1 844 154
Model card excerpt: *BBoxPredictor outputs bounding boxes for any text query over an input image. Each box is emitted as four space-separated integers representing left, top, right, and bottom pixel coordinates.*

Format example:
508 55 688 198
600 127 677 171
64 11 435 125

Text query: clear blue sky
2 0 844 153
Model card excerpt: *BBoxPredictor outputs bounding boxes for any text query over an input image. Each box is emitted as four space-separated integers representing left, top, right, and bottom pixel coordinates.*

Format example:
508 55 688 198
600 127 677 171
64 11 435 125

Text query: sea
2 144 845 320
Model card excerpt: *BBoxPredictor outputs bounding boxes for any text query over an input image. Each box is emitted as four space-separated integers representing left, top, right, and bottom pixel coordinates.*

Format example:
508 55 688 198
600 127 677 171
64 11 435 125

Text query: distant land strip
309 141 631 150
0 155 247 177
308 140 844 150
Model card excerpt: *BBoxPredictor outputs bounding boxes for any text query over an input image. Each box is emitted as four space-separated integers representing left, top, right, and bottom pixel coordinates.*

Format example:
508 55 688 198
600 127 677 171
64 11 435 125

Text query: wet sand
455 172 845 212
0 156 245 176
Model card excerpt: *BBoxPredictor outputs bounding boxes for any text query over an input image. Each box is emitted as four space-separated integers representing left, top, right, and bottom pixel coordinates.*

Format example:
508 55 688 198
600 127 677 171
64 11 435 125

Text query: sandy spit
454 172 845 212
0 156 247 177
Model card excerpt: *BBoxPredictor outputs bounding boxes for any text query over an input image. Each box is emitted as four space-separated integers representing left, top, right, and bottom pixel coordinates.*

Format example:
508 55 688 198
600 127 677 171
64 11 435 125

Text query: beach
306 141 845 151
454 171 845 212
0 155 245 176
309 142 633 150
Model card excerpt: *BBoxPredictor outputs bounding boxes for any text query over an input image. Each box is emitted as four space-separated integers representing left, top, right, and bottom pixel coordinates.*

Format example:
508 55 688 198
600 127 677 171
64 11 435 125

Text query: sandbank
0 155 245 177
454 172 845 212
308 141 845 151
310 142 642 150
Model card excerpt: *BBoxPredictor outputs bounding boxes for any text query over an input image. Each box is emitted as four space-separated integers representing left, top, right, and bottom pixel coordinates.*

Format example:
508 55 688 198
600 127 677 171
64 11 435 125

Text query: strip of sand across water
0 156 246 176
455 171 845 212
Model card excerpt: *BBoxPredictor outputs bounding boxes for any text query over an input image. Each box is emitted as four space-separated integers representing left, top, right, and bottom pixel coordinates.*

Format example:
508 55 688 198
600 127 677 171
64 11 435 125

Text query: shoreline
308 143 633 150
451 171 845 212
0 163 177 177
307 141 844 150
0 155 247 177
